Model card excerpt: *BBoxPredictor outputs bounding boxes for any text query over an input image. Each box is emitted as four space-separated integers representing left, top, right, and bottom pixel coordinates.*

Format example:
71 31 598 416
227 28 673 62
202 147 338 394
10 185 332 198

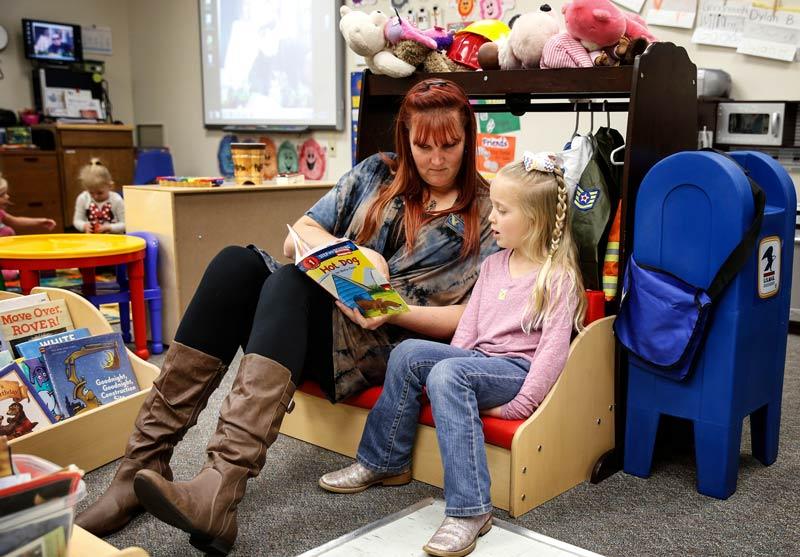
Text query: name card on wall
646 0 698 29
692 0 749 47
737 7 800 61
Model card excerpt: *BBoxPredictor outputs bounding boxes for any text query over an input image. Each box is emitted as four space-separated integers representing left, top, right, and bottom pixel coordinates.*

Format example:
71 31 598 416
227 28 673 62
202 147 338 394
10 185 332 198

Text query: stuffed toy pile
339 1 656 77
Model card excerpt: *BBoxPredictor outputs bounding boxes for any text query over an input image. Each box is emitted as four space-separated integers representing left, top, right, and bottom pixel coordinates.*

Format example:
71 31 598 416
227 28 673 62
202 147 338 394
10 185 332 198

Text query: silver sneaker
423 512 493 557
318 462 411 493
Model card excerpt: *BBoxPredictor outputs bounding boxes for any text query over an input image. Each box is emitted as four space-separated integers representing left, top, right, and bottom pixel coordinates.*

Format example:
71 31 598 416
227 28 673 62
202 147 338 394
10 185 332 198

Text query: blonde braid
548 170 569 257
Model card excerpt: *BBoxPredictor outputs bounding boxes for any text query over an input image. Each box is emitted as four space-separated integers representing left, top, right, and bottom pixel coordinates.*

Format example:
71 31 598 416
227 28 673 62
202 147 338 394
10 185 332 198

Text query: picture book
0 293 49 352
287 225 409 319
42 333 140 418
16 328 91 361
0 350 12 369
0 299 74 358
0 363 56 441
18 358 61 422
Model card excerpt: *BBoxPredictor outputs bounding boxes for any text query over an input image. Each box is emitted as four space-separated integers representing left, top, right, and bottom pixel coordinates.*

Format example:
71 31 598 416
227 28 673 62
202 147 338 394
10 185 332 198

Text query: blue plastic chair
85 231 164 354
133 148 174 185
623 151 796 499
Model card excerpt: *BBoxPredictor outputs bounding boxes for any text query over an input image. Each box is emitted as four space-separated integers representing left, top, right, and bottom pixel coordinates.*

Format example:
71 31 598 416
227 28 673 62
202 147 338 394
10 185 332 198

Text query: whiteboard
199 0 344 130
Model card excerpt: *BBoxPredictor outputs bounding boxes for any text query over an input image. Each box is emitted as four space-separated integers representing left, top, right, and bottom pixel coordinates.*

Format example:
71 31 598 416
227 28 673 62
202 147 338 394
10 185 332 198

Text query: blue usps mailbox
623 150 796 499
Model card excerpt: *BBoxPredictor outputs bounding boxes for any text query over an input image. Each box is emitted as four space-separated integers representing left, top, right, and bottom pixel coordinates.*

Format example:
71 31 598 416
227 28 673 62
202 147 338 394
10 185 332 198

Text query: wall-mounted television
22 19 83 64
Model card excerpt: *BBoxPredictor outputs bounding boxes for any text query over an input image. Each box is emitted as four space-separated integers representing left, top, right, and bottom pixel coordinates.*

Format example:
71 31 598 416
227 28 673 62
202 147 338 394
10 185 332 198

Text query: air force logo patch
574 185 600 211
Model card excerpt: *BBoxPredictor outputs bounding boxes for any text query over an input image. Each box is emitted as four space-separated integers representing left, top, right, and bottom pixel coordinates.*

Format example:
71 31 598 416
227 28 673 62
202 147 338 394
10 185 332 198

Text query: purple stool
86 231 164 354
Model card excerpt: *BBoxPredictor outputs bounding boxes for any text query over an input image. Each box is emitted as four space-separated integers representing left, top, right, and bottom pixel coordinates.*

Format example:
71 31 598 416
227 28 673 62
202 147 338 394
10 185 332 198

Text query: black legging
174 246 333 385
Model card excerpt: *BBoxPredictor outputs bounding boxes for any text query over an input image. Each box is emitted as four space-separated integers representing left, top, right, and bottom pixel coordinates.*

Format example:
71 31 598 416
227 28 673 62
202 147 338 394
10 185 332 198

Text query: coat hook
571 101 581 139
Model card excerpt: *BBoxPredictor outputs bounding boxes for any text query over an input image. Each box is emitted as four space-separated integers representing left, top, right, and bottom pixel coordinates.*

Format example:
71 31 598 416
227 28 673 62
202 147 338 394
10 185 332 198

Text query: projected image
31 22 76 61
218 0 313 120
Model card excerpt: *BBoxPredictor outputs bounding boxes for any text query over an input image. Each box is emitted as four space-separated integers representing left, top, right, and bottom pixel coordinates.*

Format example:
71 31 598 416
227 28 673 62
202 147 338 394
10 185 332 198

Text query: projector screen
199 0 344 130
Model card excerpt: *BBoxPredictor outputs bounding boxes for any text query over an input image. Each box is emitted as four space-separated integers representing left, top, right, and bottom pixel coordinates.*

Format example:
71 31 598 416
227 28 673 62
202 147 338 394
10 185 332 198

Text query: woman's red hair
355 78 487 260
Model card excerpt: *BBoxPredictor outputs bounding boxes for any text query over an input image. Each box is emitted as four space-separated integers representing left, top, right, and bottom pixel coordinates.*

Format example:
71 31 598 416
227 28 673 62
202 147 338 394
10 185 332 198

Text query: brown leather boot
76 342 227 537
134 353 296 556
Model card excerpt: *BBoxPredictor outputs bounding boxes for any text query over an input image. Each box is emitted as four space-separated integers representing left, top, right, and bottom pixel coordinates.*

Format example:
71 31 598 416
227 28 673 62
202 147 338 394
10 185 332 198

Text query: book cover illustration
0 293 49 353
19 358 61 422
0 299 74 358
16 328 91 361
43 333 140 418
0 363 56 440
288 225 409 319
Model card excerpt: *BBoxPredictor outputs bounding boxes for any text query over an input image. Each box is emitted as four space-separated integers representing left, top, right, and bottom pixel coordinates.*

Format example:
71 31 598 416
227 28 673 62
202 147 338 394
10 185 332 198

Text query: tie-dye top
306 153 498 401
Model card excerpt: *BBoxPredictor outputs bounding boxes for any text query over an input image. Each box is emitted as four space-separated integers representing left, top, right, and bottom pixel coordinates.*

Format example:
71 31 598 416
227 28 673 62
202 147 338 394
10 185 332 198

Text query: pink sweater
451 249 578 420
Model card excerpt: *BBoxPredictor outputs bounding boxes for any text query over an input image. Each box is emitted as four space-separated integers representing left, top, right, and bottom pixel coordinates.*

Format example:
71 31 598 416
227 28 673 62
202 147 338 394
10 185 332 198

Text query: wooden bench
280 291 615 517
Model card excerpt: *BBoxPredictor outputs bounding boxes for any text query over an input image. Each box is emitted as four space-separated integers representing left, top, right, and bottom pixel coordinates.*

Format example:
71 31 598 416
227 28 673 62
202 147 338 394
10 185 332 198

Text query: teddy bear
384 13 464 73
339 5 415 78
478 5 560 70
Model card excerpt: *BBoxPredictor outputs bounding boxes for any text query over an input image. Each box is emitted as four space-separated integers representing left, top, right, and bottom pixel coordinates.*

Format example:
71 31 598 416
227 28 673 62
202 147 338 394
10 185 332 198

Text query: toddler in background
0 172 58 280
73 158 125 234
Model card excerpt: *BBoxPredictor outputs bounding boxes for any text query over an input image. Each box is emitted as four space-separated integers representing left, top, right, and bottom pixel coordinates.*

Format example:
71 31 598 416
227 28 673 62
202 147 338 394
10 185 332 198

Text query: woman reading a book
78 78 498 556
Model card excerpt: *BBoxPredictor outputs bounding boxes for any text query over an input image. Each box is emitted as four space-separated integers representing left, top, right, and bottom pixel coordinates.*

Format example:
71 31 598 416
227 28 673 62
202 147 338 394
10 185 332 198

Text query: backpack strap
700 148 766 300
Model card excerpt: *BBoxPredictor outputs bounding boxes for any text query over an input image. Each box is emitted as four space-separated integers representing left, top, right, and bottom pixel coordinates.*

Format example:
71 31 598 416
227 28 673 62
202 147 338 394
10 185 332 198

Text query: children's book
14 329 90 422
0 363 56 440
42 333 140 418
0 299 74 358
16 328 91 361
18 358 61 422
0 351 12 369
0 293 49 353
287 225 409 319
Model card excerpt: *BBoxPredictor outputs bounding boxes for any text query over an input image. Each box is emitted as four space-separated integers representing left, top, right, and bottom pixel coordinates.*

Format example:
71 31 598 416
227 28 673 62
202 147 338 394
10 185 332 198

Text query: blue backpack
613 151 766 381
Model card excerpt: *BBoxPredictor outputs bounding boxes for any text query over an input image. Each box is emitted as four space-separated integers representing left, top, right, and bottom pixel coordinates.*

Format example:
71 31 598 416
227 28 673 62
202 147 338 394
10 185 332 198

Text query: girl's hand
358 246 390 280
98 223 112 233
335 300 392 331
480 406 505 418
84 223 92 233
39 218 56 231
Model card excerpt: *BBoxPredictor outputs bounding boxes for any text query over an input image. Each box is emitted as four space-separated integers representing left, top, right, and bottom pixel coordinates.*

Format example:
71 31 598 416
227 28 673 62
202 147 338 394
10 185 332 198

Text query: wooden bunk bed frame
280 42 698 516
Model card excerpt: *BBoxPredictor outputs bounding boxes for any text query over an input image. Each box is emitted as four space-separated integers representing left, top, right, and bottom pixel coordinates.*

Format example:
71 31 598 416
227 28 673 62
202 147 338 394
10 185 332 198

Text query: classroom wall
0 0 136 125
126 0 352 180
127 0 799 192
4 1 796 190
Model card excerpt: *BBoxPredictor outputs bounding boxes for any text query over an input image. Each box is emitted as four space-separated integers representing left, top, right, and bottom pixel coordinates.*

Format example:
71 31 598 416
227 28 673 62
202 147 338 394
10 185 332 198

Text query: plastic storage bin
0 454 87 556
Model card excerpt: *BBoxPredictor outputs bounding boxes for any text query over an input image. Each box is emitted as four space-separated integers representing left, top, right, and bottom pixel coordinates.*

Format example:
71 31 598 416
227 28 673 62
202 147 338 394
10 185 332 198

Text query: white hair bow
522 151 563 174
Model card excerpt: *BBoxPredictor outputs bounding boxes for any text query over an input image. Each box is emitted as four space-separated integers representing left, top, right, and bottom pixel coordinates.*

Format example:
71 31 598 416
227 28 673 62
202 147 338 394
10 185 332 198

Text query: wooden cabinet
124 182 335 343
53 125 134 226
0 150 65 233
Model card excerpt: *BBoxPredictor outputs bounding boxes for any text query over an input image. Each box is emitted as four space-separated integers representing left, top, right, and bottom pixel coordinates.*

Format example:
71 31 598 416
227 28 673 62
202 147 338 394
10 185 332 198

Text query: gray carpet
79 335 800 556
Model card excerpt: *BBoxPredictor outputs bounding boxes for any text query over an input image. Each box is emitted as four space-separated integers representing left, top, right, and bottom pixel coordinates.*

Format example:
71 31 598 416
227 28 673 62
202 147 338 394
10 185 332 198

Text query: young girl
320 152 586 557
73 159 125 233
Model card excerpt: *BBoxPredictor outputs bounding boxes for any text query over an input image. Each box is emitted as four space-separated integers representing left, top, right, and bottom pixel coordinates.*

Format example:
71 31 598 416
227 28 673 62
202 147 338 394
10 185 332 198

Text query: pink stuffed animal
623 12 657 42
540 32 594 68
562 0 626 51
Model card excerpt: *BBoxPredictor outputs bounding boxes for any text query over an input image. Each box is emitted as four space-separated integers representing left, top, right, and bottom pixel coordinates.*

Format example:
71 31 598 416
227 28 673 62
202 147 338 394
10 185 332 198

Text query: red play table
0 234 150 360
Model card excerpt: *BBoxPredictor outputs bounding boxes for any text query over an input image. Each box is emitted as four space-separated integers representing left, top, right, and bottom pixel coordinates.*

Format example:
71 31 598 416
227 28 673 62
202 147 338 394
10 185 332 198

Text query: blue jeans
357 339 529 516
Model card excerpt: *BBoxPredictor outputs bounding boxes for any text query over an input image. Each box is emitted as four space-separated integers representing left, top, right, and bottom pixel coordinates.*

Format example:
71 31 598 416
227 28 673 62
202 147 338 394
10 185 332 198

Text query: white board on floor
300 498 604 557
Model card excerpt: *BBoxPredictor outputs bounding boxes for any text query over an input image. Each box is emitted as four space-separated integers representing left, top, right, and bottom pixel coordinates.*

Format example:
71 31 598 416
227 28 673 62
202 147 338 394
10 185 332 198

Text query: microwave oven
715 101 798 147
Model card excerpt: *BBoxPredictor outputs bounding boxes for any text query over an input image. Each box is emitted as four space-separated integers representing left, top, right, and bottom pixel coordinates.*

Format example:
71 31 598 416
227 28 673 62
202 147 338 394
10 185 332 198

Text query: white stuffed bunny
339 6 415 78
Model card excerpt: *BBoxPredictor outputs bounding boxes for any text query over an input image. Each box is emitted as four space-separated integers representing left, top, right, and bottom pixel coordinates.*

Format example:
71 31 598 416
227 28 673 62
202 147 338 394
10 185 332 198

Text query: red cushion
297 291 605 450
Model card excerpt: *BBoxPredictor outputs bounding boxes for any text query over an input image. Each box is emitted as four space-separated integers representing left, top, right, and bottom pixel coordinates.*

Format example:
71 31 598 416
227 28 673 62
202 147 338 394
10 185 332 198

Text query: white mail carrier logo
757 236 780 299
